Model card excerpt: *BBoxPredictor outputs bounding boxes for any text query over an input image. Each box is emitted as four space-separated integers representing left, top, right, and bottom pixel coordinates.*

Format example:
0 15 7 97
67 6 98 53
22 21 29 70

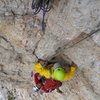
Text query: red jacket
34 73 62 93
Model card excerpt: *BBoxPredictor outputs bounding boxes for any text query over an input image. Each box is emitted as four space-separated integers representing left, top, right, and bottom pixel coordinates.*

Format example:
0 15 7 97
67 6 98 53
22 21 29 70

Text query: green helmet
54 67 65 81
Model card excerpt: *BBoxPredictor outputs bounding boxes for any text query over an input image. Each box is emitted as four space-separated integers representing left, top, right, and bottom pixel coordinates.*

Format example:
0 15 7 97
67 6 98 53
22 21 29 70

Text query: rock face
0 0 100 100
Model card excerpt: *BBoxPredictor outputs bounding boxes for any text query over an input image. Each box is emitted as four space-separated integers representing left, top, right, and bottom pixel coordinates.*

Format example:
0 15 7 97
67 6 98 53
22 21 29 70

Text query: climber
34 59 77 81
33 72 62 94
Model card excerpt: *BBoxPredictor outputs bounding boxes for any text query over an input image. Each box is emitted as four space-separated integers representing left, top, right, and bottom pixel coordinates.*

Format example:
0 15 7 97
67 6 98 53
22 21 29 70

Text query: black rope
32 0 53 32
32 50 40 60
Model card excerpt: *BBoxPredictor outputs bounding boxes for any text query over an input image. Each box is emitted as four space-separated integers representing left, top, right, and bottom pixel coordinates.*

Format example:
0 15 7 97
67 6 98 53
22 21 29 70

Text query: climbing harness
32 0 54 32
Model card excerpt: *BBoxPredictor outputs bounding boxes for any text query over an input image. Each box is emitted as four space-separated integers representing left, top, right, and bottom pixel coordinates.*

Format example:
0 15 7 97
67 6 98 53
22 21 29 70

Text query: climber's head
54 67 65 81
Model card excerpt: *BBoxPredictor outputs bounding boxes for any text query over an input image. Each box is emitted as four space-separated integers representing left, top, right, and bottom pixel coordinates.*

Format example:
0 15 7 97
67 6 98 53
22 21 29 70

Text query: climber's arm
34 63 51 78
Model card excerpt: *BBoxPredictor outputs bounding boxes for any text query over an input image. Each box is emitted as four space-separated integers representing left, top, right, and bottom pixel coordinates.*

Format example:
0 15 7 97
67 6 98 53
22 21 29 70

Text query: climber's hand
38 59 48 66
70 62 77 72
39 89 45 95
71 62 77 67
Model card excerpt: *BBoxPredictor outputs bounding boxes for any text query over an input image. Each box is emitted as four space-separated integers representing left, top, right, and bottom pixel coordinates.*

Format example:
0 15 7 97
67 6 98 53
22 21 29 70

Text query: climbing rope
32 0 53 32
56 24 100 54
32 26 100 60
66 27 100 49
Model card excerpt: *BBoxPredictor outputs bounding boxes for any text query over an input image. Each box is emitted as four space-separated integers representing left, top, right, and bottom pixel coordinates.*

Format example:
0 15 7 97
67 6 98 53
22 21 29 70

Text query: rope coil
32 0 53 32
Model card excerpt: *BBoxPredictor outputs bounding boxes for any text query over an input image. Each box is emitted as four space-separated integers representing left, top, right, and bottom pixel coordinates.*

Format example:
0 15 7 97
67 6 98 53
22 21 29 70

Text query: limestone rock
0 0 100 100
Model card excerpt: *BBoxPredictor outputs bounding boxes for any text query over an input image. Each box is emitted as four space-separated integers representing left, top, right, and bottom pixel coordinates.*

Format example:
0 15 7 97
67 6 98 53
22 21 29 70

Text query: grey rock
0 0 100 100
